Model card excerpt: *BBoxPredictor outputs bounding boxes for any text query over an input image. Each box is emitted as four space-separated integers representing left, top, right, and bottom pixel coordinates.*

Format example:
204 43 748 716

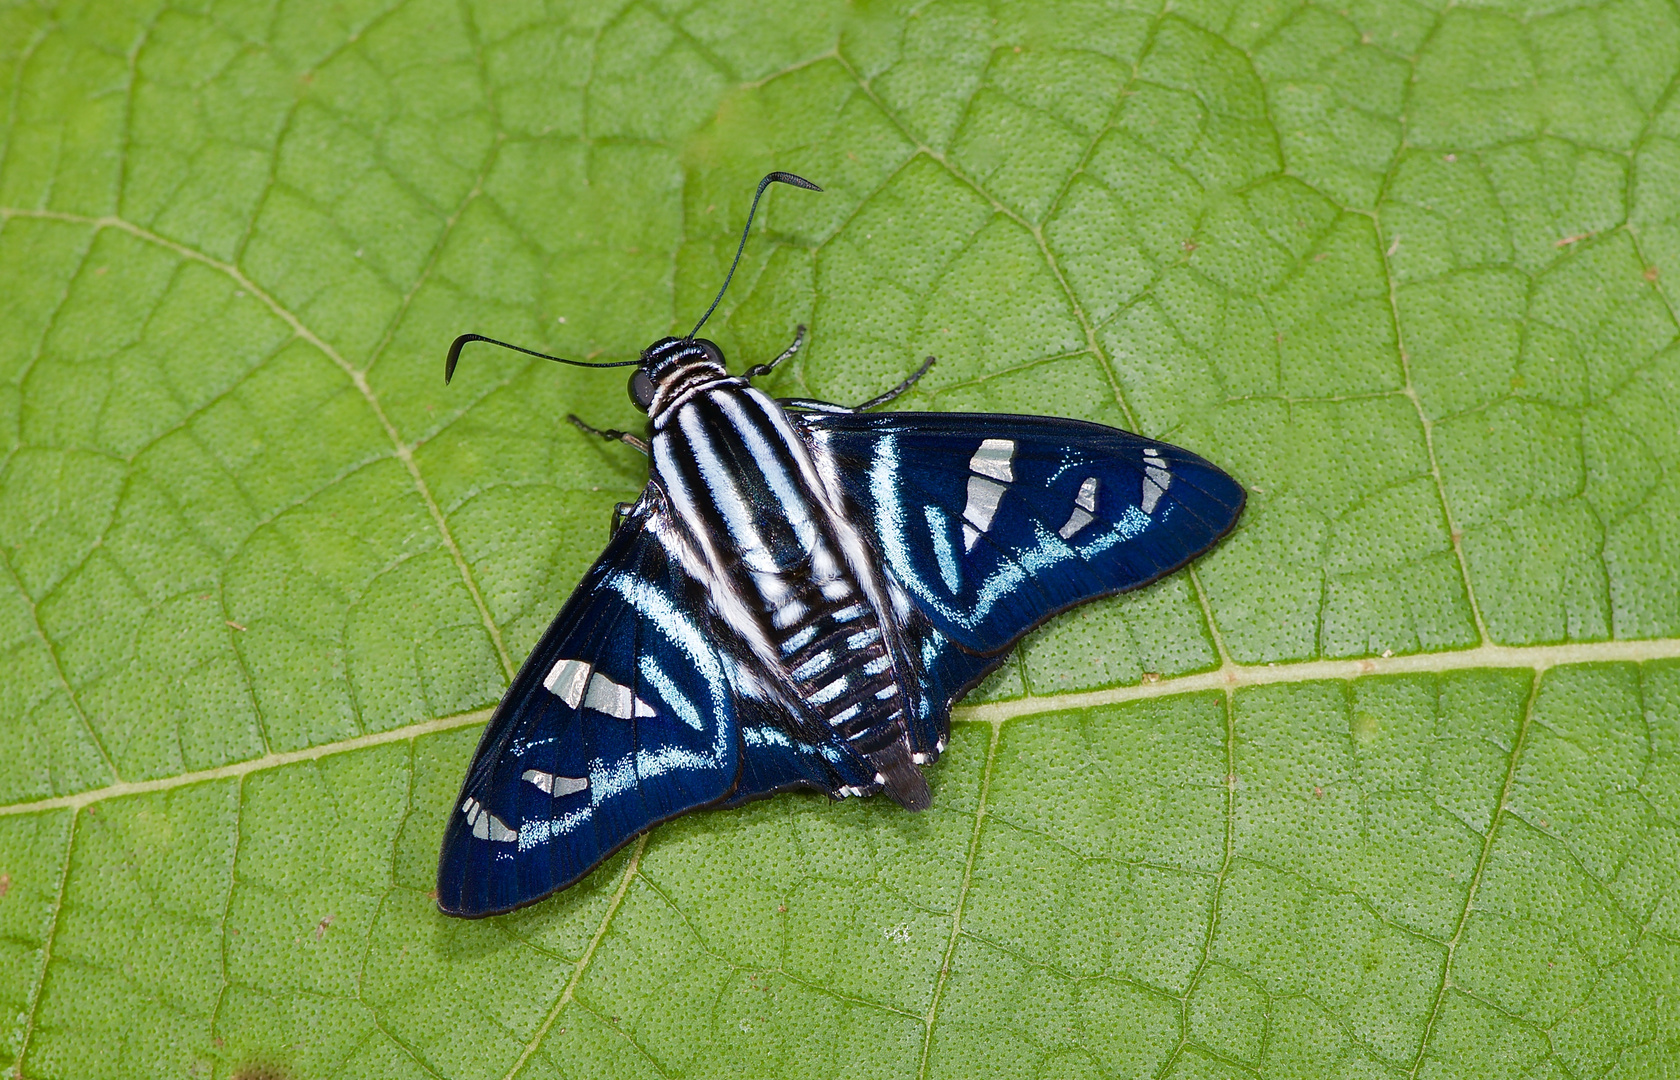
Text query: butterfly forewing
437 502 739 917
803 411 1246 655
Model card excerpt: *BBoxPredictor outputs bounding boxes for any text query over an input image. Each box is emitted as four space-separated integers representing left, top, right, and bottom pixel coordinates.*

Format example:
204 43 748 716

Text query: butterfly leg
777 355 938 414
741 324 806 381
854 354 936 410
567 413 649 455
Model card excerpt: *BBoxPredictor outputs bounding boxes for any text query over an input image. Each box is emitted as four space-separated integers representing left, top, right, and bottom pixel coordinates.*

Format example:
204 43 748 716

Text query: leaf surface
3 1 1680 1077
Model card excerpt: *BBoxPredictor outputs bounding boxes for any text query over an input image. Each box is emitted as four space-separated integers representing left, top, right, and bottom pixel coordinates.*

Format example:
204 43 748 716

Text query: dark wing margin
436 501 739 917
802 410 1245 738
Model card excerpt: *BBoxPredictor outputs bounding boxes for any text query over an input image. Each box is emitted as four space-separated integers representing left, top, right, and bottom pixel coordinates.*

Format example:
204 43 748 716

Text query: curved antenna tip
764 171 822 192
688 171 823 339
445 333 484 384
443 332 638 384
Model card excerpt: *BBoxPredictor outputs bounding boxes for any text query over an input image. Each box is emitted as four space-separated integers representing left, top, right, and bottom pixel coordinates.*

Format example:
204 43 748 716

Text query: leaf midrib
3 636 1676 818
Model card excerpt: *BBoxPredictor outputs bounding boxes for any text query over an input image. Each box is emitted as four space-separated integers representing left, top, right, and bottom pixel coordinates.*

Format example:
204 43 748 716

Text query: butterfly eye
628 369 656 411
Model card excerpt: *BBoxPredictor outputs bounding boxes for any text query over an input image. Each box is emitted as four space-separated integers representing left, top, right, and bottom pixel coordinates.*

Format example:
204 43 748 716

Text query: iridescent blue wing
803 411 1245 728
721 696 880 808
436 501 740 917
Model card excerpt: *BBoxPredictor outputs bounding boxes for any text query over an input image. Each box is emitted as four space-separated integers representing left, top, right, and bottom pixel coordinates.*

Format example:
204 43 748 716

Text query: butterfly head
631 336 727 415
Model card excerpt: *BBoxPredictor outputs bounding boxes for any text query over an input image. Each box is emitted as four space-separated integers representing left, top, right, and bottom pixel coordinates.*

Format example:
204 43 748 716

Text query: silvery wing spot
436 173 1246 916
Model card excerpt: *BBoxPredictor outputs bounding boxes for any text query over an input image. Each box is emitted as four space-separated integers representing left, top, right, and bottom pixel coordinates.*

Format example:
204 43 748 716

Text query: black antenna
688 171 822 340
445 333 640 384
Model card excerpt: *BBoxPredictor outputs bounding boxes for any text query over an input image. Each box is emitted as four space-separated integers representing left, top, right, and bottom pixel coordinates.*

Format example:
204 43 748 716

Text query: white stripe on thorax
653 418 778 659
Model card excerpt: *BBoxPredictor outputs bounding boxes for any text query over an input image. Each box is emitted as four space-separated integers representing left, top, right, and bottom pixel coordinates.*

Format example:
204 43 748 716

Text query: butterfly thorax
645 377 930 808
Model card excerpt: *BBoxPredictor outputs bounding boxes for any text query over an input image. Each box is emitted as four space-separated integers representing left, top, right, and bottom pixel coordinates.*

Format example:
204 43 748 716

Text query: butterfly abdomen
649 381 930 808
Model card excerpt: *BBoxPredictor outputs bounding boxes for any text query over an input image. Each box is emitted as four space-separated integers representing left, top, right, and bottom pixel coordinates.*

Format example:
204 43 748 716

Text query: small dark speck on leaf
1444 153 1456 162
1313 786 1325 798
0 873 10 897
314 914 335 940
1141 672 1161 684
427 888 439 901
226 620 246 632
1181 238 1199 253
777 903 787 913
1646 266 1660 282
232 1064 291 1080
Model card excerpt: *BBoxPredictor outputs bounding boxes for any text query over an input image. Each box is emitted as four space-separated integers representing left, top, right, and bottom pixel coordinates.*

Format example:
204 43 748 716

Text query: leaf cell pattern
3 0 1680 1077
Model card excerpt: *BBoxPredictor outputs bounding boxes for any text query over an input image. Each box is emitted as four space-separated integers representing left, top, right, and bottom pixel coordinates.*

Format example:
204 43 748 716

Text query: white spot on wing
962 475 1006 550
1058 508 1095 540
1076 476 1099 512
1142 463 1171 515
544 658 591 708
583 671 642 719
522 769 588 797
461 797 517 843
968 438 1015 482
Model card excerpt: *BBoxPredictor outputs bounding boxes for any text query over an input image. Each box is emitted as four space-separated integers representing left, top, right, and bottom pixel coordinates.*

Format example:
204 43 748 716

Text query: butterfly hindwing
804 408 1245 660
436 501 740 917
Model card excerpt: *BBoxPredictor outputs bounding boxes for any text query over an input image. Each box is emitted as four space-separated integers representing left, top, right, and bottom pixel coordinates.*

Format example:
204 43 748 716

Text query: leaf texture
2 1 1680 1077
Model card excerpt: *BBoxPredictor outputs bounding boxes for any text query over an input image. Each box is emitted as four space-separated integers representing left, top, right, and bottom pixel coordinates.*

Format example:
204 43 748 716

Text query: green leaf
3 1 1679 1077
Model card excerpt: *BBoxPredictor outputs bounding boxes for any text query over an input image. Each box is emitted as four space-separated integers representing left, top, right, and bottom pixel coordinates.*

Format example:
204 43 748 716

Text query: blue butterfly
436 174 1245 917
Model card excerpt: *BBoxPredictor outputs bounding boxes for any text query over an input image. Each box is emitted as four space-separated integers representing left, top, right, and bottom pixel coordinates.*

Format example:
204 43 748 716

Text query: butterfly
436 173 1246 917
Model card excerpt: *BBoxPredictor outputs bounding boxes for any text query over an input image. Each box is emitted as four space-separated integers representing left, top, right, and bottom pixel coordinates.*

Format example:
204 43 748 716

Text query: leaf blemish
231 1064 290 1080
